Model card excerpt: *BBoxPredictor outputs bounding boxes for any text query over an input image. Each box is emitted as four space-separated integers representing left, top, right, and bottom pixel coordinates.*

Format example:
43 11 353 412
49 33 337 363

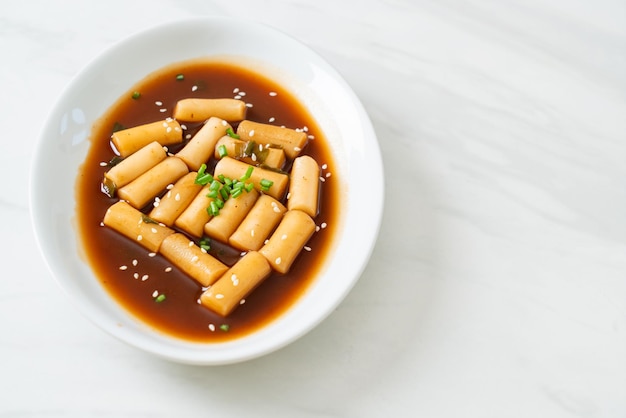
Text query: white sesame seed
186 134 192 139
141 274 149 281
152 290 159 297
166 117 174 122
304 246 312 252
308 135 315 140
151 228 158 234
192 85 198 92
200 247 207 254
240 299 246 305
251 229 255 237
233 87 239 93
165 267 172 273
119 265 128 270
303 126 309 132
264 239 270 244
160 108 167 113
316 225 321 232
148 252 156 257
251 153 257 161
133 273 139 279
320 176 326 182
281 234 288 240
249 129 255 137
162 122 168 128
155 101 163 106
275 257 282 265
294 146 301 152
166 183 174 190
269 91 277 96
321 222 327 229
153 201 160 208
99 161 108 167
100 222 105 227
269 117 275 122
189 241 194 247
132 259 138 266
137 235 143 241
234 95 242 100
175 193 181 201
215 294 224 299
322 163 328 170
239 91 246 96
191 255 199 263
221 120 228 126
326 172 332 178
286 192 291 200
166 191 172 199
208 324 216 331
246 103 253 108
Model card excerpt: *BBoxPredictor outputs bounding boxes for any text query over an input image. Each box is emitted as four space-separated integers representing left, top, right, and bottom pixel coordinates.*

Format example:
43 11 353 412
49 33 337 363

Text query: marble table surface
1 0 624 416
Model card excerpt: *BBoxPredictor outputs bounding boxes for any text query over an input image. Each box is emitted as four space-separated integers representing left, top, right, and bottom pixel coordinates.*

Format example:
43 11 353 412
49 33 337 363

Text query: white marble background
1 0 625 416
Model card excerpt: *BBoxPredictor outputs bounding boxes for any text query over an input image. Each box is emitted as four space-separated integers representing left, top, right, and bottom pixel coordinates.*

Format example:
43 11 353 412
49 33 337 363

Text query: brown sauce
76 59 339 342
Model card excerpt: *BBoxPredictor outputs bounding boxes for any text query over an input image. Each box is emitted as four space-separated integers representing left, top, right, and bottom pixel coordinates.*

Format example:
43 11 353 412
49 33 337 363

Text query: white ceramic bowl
30 17 383 365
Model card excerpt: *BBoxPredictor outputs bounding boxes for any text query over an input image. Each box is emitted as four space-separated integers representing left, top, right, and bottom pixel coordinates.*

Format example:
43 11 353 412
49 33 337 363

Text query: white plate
30 17 383 365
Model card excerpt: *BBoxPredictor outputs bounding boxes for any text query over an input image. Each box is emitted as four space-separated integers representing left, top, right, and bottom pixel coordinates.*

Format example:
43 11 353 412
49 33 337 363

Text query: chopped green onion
240 166 254 181
195 164 213 185
260 178 274 191
245 183 254 192
155 294 166 303
206 190 218 198
109 156 124 167
219 187 229 201
209 180 221 191
215 197 224 209
219 324 230 332
199 237 211 251
231 188 243 199
217 174 226 182
176 74 185 81
141 214 159 224
208 201 220 216
217 144 228 158
112 122 125 133
131 91 141 100
226 127 240 139
243 141 255 156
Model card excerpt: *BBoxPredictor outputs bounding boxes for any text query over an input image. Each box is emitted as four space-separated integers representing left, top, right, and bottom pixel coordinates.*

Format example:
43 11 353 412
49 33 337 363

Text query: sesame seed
191 255 199 263
303 126 309 132
221 120 228 126
119 265 128 270
133 273 139 279
160 108 167 113
162 122 168 128
233 87 239 93
166 117 174 122
175 193 181 201
155 101 163 106
275 257 282 265
208 324 216 331
166 191 172 199
269 117 275 122
163 146 169 152
246 103 253 108
294 146 301 152
189 241 194 247
200 247 207 254
239 91 246 96
141 275 149 281
320 176 326 182
286 192 291 200
215 294 224 299
234 95 242 100
269 91 277 96
153 201 160 208
308 135 315 140
137 235 143 241
166 127 172 133
321 222 327 229
99 161 108 167
192 85 198 92
166 183 174 190
165 267 172 272
132 259 138 266
152 290 159 297
251 229 255 237
249 129 255 137
100 222 105 227
151 228 158 234
281 234 288 240
322 164 328 170
304 246 312 252
316 225 321 232
186 134 192 139
240 299 246 305
326 172 332 178
181 124 187 130
148 252 156 257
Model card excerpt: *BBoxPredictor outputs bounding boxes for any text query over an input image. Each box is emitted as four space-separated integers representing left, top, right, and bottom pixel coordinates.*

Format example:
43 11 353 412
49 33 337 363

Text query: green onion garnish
195 164 214 185
199 237 211 251
219 187 229 201
141 214 159 224
208 201 220 216
176 74 185 81
245 183 254 192
155 294 166 303
219 324 230 332
260 179 274 191
226 127 240 139
217 144 228 158
131 91 141 100
240 166 254 181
